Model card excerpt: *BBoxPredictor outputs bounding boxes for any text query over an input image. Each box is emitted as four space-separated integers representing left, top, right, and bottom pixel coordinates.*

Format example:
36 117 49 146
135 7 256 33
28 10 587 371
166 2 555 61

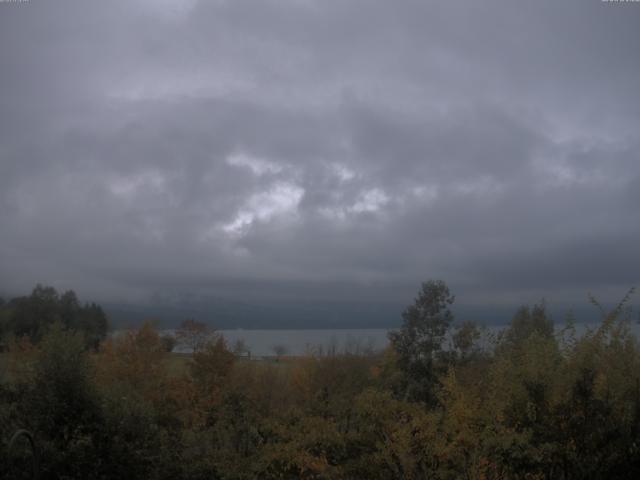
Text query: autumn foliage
1 283 640 479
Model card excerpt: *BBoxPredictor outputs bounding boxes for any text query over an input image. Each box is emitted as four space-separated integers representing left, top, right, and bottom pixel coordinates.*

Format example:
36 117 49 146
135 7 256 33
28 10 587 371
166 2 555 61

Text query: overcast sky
1 0 639 322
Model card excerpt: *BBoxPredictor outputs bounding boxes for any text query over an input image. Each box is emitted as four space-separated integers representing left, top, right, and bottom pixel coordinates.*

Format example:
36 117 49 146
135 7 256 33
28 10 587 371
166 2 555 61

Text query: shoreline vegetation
1 281 639 479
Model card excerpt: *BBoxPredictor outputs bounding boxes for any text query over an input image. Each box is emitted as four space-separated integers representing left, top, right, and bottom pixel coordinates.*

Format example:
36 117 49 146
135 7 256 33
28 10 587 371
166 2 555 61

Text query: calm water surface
159 322 640 357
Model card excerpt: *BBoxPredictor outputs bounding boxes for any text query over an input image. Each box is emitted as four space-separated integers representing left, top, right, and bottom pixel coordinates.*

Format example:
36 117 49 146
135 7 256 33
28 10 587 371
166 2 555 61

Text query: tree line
0 284 109 350
1 281 639 479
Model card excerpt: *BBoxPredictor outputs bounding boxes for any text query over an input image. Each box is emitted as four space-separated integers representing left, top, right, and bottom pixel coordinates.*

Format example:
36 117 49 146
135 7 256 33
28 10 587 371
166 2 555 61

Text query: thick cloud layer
1 0 638 322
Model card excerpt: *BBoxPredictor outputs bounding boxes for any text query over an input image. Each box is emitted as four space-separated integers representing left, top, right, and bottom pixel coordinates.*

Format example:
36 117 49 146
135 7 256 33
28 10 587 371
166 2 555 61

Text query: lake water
160 321 640 357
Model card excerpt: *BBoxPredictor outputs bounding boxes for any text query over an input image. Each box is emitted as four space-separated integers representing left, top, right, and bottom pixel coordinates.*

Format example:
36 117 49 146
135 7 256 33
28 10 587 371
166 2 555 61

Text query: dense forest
1 281 639 479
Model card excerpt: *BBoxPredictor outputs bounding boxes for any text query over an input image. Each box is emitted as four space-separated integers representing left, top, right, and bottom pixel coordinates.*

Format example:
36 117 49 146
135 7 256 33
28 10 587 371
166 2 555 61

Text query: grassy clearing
163 352 298 378
164 352 191 377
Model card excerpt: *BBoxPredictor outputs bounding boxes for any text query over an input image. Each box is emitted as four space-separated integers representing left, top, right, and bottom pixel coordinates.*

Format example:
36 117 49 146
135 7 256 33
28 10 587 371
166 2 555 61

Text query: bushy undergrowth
1 285 639 479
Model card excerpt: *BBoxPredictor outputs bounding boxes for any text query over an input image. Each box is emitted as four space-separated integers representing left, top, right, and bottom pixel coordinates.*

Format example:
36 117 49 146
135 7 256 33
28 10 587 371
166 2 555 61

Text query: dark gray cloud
1 0 639 322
